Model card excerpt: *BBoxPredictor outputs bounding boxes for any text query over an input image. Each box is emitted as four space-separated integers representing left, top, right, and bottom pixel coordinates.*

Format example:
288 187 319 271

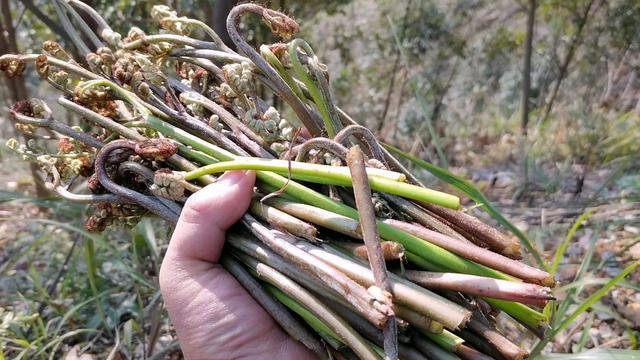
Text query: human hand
159 170 315 359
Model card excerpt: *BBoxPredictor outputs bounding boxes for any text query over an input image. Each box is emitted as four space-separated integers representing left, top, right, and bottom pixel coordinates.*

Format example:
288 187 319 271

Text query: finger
167 170 256 263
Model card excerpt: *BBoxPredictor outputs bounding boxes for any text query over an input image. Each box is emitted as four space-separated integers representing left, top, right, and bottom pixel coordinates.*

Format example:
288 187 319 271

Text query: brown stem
403 271 553 306
234 252 379 360
541 0 598 125
377 0 412 132
265 197 363 238
466 316 529 360
18 0 73 46
288 137 349 163
58 97 144 140
226 3 322 135
296 241 471 330
172 56 224 82
347 145 397 359
456 344 495 360
46 166 124 204
94 140 179 223
123 34 215 51
241 214 392 327
424 205 522 259
229 232 446 337
220 255 328 358
380 194 469 243
410 334 458 360
148 95 259 158
336 109 424 187
323 300 428 360
179 91 267 148
11 110 103 149
520 0 536 135
335 125 386 163
58 97 214 184
250 199 318 242
386 219 553 286
335 241 404 262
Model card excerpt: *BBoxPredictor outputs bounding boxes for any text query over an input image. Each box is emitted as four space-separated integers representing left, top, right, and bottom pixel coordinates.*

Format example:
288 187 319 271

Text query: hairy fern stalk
1 3 558 359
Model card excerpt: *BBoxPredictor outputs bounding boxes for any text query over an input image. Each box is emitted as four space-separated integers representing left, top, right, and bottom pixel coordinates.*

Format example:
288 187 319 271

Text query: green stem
184 157 405 182
289 39 338 137
406 251 547 331
144 116 546 329
184 158 459 209
123 34 214 50
260 45 305 100
265 283 343 349
420 329 464 353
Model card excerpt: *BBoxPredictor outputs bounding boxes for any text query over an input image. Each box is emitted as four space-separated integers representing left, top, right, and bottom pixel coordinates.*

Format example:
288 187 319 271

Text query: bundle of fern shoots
1 2 557 359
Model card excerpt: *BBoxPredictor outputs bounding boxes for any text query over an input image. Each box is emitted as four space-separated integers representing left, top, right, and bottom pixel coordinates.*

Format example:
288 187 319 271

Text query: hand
159 170 315 359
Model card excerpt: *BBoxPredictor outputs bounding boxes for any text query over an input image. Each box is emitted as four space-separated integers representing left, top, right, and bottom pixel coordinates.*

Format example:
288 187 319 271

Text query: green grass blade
556 277 640 293
554 260 639 335
383 143 547 270
83 238 108 329
53 290 113 336
535 349 640 360
550 209 594 276
574 313 594 353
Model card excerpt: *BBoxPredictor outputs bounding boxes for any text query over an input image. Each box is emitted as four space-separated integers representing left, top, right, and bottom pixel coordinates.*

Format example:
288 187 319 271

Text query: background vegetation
0 0 638 358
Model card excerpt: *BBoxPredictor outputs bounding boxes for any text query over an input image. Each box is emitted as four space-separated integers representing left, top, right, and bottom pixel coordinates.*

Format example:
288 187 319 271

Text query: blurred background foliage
1 0 639 358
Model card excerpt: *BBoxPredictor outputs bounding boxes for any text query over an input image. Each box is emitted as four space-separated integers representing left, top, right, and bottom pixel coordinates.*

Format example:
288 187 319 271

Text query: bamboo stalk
347 145 398 360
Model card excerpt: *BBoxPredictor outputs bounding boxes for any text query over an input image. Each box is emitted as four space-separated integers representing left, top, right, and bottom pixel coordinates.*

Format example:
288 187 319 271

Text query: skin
159 170 316 359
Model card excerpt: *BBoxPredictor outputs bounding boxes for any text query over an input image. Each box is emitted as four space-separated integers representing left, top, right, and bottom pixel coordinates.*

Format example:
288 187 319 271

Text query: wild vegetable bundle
1 3 556 359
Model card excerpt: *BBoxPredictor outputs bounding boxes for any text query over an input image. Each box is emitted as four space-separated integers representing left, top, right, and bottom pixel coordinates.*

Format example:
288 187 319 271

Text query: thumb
167 170 256 263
